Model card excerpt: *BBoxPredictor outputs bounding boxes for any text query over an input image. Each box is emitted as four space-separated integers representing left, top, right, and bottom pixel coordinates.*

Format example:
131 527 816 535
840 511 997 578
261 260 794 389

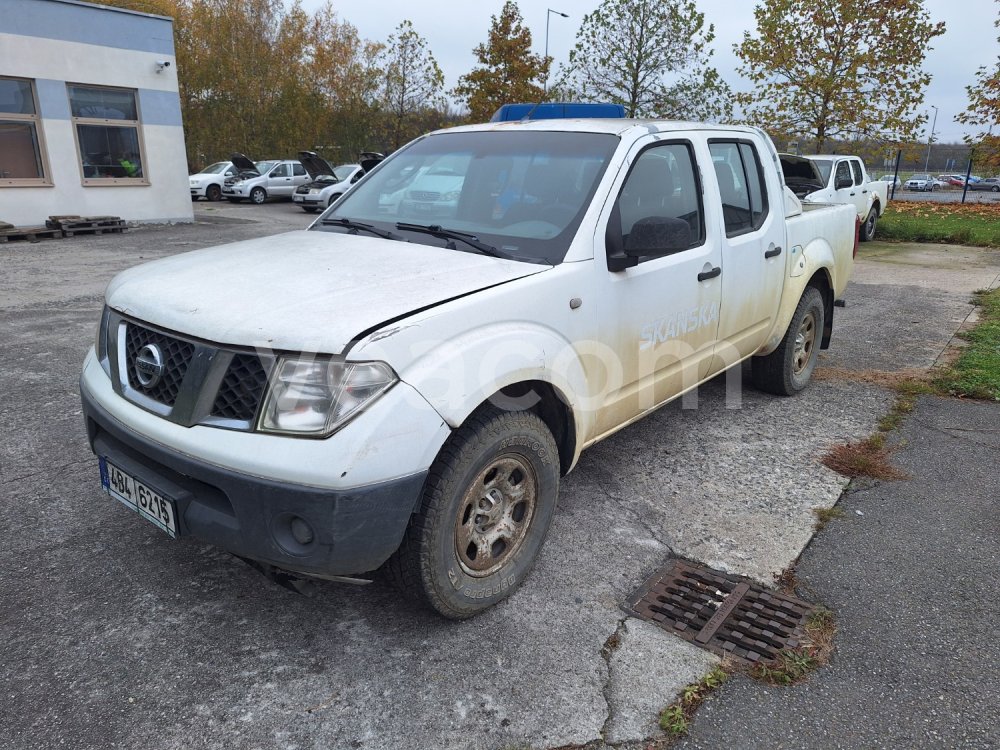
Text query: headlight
96 305 111 372
442 190 461 202
258 357 397 437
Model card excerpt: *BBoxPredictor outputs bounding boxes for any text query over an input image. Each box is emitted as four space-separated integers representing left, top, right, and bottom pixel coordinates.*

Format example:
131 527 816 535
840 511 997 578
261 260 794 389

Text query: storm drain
623 560 814 664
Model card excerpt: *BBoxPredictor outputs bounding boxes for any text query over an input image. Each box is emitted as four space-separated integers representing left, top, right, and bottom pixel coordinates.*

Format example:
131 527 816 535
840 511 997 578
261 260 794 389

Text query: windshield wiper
395 222 502 258
320 217 401 241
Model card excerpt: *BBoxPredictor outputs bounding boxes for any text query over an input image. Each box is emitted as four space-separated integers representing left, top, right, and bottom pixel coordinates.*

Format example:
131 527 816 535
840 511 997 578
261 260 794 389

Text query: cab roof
433 118 768 139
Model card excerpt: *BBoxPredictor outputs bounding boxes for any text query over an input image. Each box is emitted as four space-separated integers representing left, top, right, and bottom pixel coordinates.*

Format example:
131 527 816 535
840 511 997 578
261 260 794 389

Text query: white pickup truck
780 153 887 242
81 120 856 618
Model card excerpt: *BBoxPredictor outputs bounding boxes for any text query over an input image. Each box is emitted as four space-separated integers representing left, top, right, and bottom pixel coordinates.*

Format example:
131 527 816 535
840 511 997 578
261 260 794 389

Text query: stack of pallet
46 215 128 237
0 215 127 244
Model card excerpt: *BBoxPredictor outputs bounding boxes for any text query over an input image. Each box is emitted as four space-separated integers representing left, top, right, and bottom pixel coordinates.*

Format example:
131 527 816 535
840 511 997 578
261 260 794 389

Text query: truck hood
105 230 547 354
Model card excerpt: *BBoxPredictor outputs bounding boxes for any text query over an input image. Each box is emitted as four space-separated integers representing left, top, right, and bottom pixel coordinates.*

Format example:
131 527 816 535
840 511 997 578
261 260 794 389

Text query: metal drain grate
623 560 814 664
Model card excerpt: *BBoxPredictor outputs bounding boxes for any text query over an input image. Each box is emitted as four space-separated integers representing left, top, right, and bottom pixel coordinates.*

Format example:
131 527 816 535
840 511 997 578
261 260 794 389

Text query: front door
591 138 722 439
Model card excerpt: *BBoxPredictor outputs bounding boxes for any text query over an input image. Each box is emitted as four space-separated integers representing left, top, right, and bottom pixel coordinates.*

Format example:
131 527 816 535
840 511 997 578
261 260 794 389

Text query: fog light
290 516 314 545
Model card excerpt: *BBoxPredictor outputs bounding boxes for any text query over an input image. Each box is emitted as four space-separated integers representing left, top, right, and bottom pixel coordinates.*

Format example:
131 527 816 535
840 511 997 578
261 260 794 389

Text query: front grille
124 324 195 406
409 190 440 201
212 354 269 421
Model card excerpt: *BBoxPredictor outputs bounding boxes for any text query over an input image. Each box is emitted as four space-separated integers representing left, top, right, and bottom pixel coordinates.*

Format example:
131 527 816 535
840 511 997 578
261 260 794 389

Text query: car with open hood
292 151 364 213
221 153 310 204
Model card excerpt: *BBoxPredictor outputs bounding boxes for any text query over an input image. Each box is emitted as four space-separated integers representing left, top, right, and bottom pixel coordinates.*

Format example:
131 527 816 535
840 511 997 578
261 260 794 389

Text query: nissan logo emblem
134 343 165 388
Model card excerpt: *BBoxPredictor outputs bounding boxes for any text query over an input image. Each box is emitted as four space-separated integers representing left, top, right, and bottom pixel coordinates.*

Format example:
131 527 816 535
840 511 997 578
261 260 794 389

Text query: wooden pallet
47 215 128 236
0 226 63 243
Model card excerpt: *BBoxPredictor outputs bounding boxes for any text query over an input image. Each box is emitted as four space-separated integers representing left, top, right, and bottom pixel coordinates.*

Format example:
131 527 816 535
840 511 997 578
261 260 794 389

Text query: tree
560 0 731 121
957 1 1000 170
378 20 446 150
452 1 548 123
735 0 946 153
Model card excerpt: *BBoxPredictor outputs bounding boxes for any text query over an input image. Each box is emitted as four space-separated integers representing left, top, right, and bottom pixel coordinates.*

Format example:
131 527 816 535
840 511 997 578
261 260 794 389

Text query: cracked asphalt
1 203 998 749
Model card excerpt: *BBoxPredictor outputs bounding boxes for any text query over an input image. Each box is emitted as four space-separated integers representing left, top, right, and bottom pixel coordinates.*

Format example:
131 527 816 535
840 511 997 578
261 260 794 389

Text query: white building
0 0 193 225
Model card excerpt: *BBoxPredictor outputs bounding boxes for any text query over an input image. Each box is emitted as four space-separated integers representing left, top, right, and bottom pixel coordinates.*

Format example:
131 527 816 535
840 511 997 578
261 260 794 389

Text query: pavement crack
598 617 628 743
1 458 94 485
592 472 673 553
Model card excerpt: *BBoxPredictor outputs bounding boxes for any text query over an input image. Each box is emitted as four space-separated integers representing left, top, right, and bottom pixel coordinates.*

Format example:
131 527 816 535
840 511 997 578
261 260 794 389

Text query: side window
850 160 863 186
270 164 288 178
614 142 704 260
709 140 768 236
292 163 306 176
835 161 852 187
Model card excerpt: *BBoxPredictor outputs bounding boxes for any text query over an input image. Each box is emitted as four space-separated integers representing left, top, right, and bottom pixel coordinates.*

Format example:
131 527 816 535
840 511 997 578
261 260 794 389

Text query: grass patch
657 666 730 737
822 435 907 480
935 288 1000 400
749 606 837 686
876 201 1000 247
813 505 845 531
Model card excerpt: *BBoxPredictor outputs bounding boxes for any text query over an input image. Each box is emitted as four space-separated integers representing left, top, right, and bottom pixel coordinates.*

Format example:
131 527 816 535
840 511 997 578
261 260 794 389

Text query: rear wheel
860 206 878 242
752 286 825 396
206 184 222 202
250 187 267 204
386 407 559 619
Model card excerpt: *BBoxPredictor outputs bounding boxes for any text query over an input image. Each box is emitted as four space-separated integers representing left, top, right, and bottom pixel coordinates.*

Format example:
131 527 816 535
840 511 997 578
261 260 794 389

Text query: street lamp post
923 104 938 173
544 8 569 93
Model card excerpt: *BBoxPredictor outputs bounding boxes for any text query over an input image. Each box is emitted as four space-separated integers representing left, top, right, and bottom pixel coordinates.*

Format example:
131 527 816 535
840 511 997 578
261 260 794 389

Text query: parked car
222 154 310 204
81 120 857 619
778 153 887 241
879 174 902 189
969 177 1000 192
904 174 944 191
189 161 236 202
292 152 364 213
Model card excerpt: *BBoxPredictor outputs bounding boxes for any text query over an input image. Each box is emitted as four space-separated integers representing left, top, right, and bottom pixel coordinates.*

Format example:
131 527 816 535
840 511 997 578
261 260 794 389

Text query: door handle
862 189 868 193
698 266 722 282
764 246 782 259
849 192 856 196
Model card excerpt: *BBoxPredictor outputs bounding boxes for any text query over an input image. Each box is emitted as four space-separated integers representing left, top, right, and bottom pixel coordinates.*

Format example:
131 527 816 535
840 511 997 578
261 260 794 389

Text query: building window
0 76 50 186
68 84 148 185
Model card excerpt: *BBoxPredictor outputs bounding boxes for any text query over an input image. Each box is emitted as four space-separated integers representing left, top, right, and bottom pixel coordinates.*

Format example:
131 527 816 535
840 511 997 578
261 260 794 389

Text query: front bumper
292 193 323 205
189 184 208 198
81 380 428 577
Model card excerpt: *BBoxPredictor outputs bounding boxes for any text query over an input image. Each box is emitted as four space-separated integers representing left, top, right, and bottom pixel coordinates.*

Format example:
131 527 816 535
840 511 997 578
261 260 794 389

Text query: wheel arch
806 268 834 349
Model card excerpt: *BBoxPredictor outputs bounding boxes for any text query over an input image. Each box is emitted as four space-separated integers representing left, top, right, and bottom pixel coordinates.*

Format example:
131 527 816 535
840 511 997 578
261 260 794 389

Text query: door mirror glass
624 217 691 257
835 176 852 189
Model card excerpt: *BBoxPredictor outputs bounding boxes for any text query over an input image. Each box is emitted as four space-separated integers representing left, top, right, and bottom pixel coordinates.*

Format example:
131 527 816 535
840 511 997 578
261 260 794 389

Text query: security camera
154 61 171 73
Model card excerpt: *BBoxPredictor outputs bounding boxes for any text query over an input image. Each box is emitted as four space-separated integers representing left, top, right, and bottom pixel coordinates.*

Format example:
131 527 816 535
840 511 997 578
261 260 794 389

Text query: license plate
100 457 178 537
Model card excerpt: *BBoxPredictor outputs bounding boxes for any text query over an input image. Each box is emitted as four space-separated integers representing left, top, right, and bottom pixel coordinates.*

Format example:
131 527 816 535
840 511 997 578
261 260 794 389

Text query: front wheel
992 186 999 193
860 206 878 242
751 286 825 396
386 407 559 619
328 193 342 207
249 187 267 205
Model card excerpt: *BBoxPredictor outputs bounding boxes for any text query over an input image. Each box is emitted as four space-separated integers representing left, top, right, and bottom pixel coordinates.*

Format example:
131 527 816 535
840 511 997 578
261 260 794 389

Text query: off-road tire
385 407 559 619
860 206 878 242
249 187 267 205
206 184 222 202
751 286 825 396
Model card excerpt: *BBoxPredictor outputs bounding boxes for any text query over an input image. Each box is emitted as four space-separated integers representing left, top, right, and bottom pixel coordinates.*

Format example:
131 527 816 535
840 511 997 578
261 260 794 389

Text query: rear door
708 138 786 369
848 159 869 218
291 162 309 188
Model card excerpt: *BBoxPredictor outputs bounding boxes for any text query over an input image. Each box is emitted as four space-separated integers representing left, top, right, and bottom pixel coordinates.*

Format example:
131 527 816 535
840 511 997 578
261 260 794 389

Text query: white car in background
879 174 901 189
904 174 945 192
293 152 363 213
189 161 236 202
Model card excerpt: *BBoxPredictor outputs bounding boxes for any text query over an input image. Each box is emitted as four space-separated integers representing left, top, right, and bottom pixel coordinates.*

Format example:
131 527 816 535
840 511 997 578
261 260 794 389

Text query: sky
298 0 998 144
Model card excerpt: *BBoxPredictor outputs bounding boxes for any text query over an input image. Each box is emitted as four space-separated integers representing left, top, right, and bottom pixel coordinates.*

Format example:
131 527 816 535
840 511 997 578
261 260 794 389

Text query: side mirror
624 217 692 257
835 176 852 190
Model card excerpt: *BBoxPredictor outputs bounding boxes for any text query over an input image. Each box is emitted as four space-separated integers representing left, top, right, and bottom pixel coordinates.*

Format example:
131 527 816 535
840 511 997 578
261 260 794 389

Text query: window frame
67 83 149 187
707 138 770 239
606 138 707 269
0 76 52 187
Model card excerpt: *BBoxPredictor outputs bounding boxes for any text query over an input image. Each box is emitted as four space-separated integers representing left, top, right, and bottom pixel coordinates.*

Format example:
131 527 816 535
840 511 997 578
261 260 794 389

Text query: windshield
333 165 358 181
312 130 619 265
811 158 833 183
198 162 230 174
254 161 277 174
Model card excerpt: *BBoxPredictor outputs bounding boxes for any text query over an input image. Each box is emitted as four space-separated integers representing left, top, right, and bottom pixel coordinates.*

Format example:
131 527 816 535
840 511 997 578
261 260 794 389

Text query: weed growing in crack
657 665 730 737
813 506 845 531
749 605 837 686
